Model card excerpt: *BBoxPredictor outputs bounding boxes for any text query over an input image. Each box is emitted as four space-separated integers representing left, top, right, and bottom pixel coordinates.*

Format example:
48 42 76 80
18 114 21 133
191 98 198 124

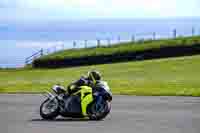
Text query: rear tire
87 101 111 121
40 98 60 120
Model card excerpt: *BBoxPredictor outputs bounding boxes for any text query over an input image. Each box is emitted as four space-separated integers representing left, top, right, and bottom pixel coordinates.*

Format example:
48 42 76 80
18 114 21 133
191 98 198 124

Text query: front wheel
40 98 60 120
87 101 111 121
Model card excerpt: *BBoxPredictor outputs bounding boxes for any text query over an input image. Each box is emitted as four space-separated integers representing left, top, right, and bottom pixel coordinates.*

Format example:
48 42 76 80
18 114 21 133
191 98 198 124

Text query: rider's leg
81 94 93 116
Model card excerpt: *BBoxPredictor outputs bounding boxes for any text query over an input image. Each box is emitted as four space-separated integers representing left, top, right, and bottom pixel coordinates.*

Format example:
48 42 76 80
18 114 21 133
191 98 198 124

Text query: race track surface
0 94 200 133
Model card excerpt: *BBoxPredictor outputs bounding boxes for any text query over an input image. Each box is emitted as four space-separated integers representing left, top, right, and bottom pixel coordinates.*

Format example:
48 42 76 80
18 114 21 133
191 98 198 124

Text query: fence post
192 27 195 36
73 41 76 48
25 59 28 65
173 29 177 38
40 48 43 56
118 36 121 43
153 32 156 40
33 55 36 61
84 40 87 48
62 44 64 50
54 46 57 52
107 38 111 46
131 35 135 42
198 29 200 35
47 49 50 54
97 39 101 47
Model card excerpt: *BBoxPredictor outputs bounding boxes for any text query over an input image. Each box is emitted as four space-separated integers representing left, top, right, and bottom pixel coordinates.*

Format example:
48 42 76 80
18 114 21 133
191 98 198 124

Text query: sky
0 0 199 24
0 0 200 67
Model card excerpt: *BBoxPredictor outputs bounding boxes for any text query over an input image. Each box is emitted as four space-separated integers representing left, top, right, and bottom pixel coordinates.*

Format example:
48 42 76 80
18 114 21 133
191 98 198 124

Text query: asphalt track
1 95 200 133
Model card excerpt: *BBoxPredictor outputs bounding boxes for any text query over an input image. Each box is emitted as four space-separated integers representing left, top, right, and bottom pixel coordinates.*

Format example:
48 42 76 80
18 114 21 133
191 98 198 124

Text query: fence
25 27 199 65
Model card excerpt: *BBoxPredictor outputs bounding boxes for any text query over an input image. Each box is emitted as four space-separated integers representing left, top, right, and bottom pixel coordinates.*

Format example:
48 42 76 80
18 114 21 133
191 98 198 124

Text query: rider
66 70 103 116
67 70 102 94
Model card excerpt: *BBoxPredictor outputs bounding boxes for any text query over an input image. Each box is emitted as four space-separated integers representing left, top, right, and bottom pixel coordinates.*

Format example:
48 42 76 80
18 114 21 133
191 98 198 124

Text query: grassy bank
39 36 200 59
1 55 200 96
33 36 200 68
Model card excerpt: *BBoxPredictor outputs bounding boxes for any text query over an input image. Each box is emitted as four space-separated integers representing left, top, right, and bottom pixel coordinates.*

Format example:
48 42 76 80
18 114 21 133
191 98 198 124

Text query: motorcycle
40 81 112 120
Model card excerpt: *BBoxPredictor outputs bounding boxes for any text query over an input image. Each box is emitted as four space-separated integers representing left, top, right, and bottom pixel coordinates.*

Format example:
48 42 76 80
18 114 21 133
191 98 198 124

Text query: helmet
87 70 101 84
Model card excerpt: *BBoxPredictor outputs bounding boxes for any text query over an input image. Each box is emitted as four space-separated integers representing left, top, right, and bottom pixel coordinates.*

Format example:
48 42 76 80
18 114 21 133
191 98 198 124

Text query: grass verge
1 55 200 96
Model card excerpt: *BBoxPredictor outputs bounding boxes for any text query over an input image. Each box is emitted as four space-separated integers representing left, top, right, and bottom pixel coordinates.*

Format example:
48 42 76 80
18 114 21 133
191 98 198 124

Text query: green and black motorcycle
40 81 112 120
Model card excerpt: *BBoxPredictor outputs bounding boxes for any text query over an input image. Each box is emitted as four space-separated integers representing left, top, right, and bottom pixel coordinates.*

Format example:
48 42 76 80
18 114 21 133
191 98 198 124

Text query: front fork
42 91 65 111
95 95 103 111
42 91 56 100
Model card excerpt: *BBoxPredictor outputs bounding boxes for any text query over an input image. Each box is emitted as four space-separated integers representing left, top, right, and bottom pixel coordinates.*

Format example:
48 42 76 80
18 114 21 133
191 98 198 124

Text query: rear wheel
87 101 111 121
40 98 60 120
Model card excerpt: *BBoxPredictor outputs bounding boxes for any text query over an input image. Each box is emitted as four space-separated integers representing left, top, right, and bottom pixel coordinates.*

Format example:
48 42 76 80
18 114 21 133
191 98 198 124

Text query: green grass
38 36 200 61
1 55 200 96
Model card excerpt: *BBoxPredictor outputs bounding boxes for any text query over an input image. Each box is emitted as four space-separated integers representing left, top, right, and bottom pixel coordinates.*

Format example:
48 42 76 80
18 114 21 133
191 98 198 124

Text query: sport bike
40 81 112 120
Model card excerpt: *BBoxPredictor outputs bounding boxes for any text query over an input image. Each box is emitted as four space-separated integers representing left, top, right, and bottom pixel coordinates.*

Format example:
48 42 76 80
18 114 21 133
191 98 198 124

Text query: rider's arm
67 77 89 94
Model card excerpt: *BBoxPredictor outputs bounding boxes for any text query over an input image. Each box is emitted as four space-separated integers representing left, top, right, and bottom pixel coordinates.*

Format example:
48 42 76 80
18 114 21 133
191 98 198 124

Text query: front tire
40 98 60 120
87 101 111 121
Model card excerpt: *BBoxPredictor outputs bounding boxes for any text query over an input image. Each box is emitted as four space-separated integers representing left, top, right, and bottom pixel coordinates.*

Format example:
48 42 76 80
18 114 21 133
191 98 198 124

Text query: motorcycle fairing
64 95 82 117
73 86 94 116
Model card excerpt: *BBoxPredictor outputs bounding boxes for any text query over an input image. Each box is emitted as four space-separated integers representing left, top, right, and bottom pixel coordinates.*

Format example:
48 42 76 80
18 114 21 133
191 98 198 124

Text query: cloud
0 0 200 23
16 41 64 49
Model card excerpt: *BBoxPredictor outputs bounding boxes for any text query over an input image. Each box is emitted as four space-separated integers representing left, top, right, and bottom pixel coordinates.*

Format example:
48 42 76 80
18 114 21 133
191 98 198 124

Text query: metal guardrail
25 49 43 65
25 45 64 65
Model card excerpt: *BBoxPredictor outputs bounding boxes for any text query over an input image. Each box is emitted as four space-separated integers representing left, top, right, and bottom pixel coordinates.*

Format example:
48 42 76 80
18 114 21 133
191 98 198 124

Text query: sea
0 18 200 68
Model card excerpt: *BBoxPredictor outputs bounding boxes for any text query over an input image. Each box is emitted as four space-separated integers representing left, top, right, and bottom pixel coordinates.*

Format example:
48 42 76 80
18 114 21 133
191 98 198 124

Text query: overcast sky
0 0 199 24
0 0 200 67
